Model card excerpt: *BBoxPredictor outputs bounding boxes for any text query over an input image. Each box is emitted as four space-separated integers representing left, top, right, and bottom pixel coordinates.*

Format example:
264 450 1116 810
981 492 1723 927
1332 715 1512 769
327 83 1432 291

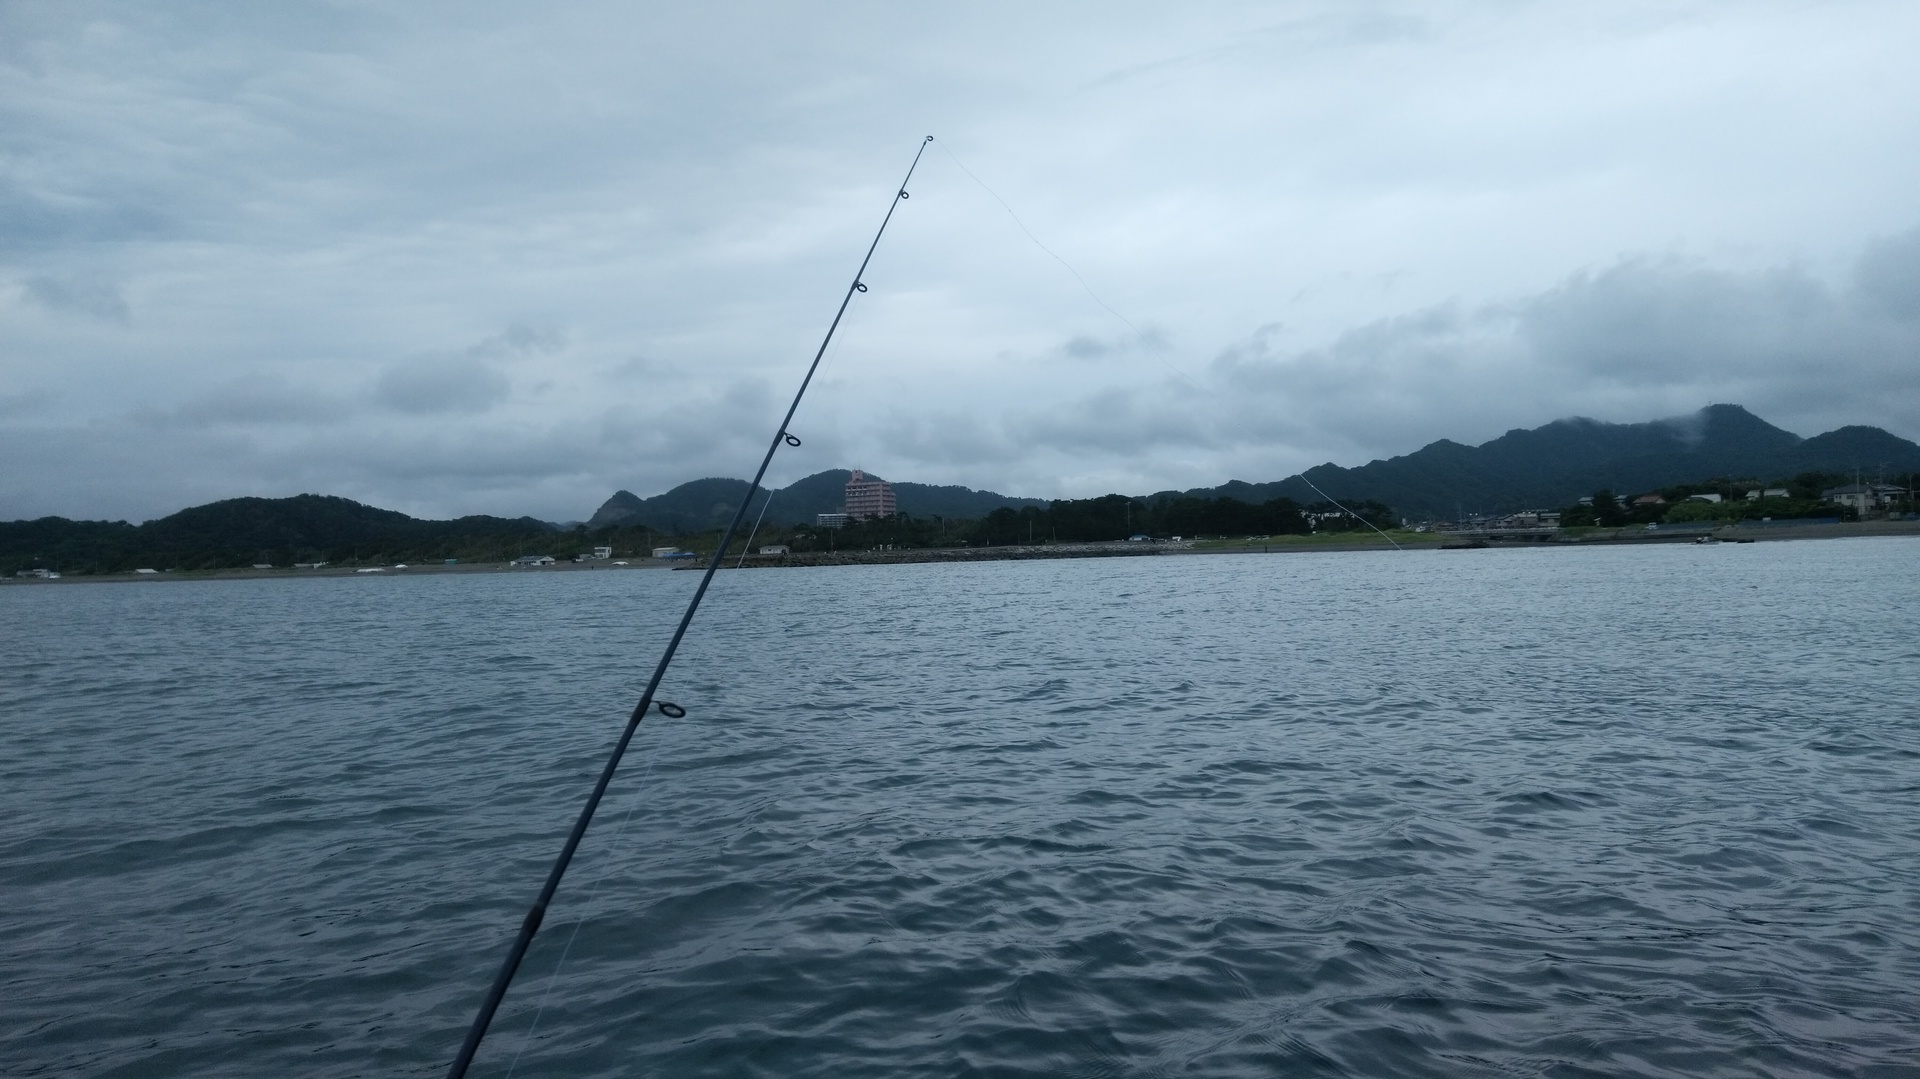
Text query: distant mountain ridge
1162 405 1920 519
0 494 556 574
591 406 1919 526
587 471 1046 533
9 405 1913 575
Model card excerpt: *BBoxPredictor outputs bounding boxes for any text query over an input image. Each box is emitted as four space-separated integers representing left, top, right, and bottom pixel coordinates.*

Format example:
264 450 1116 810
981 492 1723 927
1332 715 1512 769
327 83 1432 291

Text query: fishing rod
444 135 933 1079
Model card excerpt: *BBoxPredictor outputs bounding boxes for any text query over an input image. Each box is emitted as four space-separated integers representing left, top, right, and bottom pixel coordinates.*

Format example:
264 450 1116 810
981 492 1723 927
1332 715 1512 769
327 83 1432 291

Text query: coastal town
9 465 1917 581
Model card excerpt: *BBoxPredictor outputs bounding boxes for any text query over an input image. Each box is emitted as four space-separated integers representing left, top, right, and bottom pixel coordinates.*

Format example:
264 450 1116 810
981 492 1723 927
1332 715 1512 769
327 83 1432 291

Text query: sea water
3 539 1918 1077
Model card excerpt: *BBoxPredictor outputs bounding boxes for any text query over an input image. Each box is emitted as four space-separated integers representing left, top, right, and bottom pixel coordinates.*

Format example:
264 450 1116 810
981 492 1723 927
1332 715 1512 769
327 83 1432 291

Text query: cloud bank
2 2 1917 521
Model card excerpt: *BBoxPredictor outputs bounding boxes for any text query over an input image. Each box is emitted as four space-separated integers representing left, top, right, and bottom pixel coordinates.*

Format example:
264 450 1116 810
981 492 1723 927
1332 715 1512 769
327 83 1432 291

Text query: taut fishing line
931 141 1404 550
735 487 778 569
502 749 661 1078
443 136 934 1079
735 285 865 568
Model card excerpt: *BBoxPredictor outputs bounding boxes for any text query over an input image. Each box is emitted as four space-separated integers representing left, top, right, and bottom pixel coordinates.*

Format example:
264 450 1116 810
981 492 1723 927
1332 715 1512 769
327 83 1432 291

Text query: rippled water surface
4 540 1920 1077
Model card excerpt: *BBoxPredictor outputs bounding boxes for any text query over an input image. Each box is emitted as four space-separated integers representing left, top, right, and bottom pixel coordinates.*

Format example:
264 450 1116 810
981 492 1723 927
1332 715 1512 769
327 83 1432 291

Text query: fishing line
811 280 863 385
502 748 662 1079
931 141 1403 550
735 489 777 568
445 135 934 1079
735 286 865 568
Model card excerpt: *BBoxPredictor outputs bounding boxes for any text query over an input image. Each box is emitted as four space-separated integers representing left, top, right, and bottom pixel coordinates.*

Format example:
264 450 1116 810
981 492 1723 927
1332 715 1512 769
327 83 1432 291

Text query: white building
1823 483 1904 514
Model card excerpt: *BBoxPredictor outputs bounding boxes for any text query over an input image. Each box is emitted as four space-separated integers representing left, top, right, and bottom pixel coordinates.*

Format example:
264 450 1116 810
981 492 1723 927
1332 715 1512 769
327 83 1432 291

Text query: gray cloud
21 275 130 323
374 329 558 415
1854 228 1920 323
0 388 57 420
1195 236 1920 462
3 2 1920 520
376 358 511 415
1061 335 1111 360
0 382 782 523
146 377 349 428
858 230 1920 498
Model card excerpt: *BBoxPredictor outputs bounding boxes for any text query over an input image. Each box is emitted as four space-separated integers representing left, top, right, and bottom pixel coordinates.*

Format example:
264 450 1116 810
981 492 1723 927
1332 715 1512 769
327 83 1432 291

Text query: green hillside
1168 405 1920 519
1 495 555 574
586 471 1045 532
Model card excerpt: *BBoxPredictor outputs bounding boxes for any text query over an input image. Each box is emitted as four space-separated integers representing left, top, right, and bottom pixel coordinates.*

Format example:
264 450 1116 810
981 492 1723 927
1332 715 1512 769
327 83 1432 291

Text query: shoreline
1 558 683 586
7 519 1916 585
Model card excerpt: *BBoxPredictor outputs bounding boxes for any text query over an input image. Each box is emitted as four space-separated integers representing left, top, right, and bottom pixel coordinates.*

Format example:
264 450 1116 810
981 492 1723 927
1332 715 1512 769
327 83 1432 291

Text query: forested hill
12 406 1916 574
1163 405 1920 519
1 494 554 574
587 470 1045 533
592 407 1918 527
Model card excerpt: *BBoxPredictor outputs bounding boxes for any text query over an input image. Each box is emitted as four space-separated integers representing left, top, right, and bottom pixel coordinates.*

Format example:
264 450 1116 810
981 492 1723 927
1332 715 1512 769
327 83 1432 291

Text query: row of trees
4 491 1402 575
706 494 1397 556
1556 471 1917 527
2 495 562 575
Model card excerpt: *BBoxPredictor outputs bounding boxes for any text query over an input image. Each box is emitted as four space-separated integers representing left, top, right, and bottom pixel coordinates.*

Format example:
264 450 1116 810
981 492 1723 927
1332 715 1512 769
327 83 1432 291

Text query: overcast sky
5 1 1919 523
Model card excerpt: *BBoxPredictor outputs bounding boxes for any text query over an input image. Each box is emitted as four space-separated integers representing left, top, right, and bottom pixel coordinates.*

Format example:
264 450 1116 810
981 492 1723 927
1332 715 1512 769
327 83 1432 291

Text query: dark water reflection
3 539 1918 1077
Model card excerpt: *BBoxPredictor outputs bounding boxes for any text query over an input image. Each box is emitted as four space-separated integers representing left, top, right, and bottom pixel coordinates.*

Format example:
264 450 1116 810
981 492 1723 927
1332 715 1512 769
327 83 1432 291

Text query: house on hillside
1822 483 1904 514
1631 494 1667 508
1489 510 1560 531
1746 488 1790 500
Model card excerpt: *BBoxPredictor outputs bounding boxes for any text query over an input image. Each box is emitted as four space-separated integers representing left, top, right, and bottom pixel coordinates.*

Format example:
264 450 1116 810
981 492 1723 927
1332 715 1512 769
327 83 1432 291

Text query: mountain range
588 405 1919 528
586 472 1046 533
1165 404 1919 519
7 405 1916 574
0 494 555 574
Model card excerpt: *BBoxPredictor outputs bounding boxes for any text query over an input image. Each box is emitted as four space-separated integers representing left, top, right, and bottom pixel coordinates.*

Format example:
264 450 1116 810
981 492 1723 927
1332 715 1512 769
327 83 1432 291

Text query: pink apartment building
844 469 897 520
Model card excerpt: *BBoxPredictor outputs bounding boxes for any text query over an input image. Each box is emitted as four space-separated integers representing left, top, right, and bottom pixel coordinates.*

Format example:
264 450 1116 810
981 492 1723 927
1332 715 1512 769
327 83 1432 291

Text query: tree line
0 495 557 575
737 494 1397 556
3 491 1401 574
1557 470 1917 527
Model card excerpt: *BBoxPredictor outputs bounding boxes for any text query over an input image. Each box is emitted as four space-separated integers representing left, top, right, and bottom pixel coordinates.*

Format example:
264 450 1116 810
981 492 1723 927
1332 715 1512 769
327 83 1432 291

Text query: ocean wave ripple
3 539 1919 1077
